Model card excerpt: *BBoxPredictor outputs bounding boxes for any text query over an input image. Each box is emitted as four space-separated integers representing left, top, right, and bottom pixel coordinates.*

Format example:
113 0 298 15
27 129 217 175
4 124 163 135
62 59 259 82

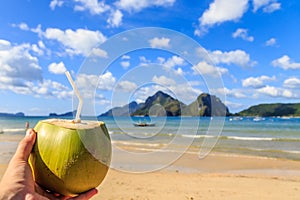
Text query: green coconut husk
29 119 111 196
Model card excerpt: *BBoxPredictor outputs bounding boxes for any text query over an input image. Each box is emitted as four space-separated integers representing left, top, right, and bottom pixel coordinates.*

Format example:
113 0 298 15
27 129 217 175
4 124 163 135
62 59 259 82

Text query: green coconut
29 119 111 196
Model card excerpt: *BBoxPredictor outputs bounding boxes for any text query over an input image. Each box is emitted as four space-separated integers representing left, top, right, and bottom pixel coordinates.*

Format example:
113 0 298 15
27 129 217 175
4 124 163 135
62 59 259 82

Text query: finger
70 189 98 200
14 129 36 161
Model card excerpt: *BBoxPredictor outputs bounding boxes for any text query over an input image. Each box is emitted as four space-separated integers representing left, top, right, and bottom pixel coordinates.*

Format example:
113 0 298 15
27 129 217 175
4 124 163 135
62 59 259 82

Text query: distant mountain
98 101 142 117
237 103 300 117
99 91 230 117
132 91 185 116
182 93 230 116
0 112 25 117
49 110 76 117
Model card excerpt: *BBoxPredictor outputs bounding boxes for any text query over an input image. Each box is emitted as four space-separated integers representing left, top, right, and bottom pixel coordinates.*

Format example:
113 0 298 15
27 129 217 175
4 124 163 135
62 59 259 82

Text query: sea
1 116 300 168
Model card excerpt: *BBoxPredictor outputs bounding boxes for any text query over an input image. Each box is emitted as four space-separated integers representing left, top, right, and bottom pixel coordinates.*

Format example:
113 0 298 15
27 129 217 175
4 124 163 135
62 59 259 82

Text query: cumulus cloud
73 0 110 15
132 82 202 104
212 87 246 98
77 71 116 91
116 80 138 92
192 61 228 77
50 0 64 10
283 77 300 89
0 39 73 99
159 56 185 70
44 28 106 56
107 9 123 27
148 37 170 48
115 0 175 13
232 28 254 42
257 85 294 98
265 37 277 46
48 62 67 74
11 22 30 31
242 75 276 88
272 55 300 70
252 0 281 13
206 49 255 67
120 61 130 69
0 40 42 83
152 75 176 86
195 0 248 36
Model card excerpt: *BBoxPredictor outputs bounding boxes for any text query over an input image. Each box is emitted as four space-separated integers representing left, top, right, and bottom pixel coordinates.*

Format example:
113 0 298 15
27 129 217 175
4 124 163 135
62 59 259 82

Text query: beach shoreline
1 150 300 199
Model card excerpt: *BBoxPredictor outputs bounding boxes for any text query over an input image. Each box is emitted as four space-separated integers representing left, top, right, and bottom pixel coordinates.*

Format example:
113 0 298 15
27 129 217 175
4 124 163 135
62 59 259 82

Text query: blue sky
0 0 300 116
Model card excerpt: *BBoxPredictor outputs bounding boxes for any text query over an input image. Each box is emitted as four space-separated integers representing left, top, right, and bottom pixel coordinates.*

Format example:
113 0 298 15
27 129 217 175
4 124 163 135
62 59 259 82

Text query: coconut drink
29 71 112 196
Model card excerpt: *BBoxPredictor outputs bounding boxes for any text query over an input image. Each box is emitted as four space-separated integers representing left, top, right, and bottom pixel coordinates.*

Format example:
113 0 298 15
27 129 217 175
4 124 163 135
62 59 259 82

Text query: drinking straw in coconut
65 71 82 123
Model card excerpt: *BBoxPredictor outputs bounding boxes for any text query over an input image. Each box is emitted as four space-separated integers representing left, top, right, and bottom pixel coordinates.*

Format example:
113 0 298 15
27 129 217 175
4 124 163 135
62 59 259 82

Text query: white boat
133 122 155 127
253 117 265 121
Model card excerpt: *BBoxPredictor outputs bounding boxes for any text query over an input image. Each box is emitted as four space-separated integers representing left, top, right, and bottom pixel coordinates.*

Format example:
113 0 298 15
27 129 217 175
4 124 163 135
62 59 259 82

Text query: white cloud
120 61 130 69
12 22 30 31
192 61 228 77
77 71 116 91
116 80 138 92
212 87 246 98
90 47 108 58
50 0 64 10
107 9 123 27
199 0 248 27
73 0 110 15
0 41 42 84
206 49 255 67
44 28 106 56
257 85 294 98
283 77 300 89
242 75 276 88
160 56 185 70
272 55 300 70
232 28 254 42
115 0 175 12
132 83 202 104
263 2 281 13
152 75 176 86
265 37 277 46
122 55 130 60
48 62 67 74
148 37 170 48
0 40 74 99
252 0 281 13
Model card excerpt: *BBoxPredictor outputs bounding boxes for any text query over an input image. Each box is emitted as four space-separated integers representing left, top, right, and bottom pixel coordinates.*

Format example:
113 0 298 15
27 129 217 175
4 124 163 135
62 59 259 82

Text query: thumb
14 129 37 161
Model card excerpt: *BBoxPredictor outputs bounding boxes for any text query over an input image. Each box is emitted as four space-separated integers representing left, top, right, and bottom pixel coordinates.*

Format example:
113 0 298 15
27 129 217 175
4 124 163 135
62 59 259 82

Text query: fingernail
26 129 32 136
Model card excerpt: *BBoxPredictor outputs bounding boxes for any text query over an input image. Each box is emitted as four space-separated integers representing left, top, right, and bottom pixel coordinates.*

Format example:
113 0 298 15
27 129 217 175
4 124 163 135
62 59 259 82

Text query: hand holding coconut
0 129 98 199
29 72 111 196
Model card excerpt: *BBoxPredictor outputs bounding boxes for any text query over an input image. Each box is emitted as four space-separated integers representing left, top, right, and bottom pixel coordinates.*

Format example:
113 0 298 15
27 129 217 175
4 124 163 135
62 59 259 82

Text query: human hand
0 129 98 200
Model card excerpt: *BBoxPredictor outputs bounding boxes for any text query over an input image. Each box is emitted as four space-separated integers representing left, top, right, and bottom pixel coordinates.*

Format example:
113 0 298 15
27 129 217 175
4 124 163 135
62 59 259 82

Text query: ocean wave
112 141 163 147
245 148 300 155
222 136 300 142
180 134 215 139
2 128 26 133
224 136 273 141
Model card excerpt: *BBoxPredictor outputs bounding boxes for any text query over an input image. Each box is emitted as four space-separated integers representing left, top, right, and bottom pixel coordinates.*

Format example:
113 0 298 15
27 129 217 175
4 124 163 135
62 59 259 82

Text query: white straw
65 71 82 123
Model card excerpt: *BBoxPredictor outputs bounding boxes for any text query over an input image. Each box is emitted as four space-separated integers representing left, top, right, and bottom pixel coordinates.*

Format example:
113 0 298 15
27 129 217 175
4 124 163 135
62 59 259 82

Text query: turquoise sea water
0 116 300 164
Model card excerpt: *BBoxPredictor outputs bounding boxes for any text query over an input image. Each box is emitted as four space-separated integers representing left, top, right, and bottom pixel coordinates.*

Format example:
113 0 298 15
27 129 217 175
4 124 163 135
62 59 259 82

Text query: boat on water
133 122 155 127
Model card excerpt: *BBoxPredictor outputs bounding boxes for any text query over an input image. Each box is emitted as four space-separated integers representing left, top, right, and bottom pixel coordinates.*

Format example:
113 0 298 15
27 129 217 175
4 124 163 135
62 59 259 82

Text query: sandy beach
93 152 300 200
2 150 299 200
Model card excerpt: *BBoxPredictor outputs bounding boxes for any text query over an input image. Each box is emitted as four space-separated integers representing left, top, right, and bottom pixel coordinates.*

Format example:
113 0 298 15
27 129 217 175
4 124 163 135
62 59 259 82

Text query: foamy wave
112 141 163 147
246 148 300 155
180 134 215 139
223 136 300 142
2 128 26 133
225 136 273 141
